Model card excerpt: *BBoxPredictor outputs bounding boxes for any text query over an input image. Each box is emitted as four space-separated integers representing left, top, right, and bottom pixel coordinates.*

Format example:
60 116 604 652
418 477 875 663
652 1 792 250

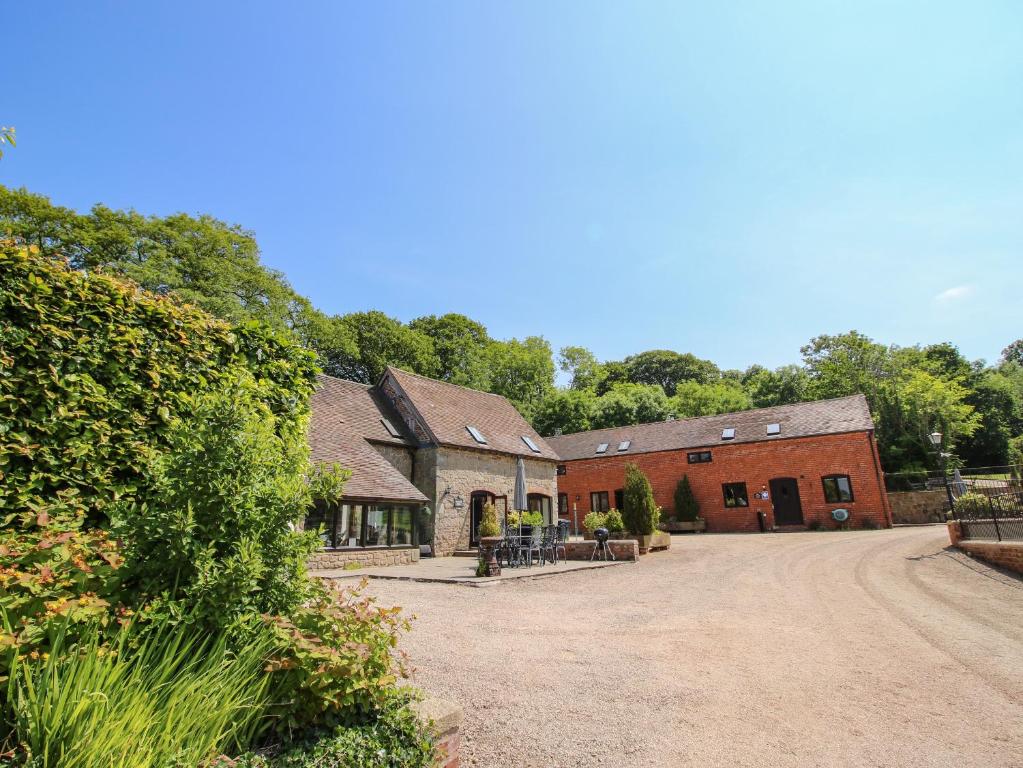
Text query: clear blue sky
4 1 1021 371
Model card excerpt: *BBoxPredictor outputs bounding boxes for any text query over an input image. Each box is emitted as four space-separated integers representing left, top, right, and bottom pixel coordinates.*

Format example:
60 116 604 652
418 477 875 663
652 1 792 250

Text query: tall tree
623 349 720 394
409 313 491 389
327 311 439 384
531 389 597 436
558 345 604 391
485 336 556 417
741 364 809 408
1001 339 1023 367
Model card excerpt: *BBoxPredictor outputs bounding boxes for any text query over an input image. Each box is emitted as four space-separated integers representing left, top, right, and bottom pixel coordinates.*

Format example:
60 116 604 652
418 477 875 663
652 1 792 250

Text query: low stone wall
307 546 419 570
411 696 462 768
948 521 1023 575
562 539 639 562
887 489 948 524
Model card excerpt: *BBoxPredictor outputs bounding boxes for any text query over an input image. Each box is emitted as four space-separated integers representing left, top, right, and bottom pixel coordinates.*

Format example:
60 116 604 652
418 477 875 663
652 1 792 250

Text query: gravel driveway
364 527 1023 767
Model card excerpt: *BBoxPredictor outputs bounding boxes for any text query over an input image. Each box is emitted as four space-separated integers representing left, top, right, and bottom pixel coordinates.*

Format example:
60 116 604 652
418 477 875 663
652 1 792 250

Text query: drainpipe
868 430 892 527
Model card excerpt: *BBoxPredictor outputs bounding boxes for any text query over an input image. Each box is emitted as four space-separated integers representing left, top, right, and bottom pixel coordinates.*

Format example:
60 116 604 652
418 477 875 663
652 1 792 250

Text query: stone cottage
306 366 559 566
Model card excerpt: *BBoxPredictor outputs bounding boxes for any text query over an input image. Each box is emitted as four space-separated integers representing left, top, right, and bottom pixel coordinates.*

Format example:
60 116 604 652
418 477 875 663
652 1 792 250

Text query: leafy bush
0 245 318 529
478 502 501 538
263 580 412 735
232 692 435 768
2 616 272 768
582 512 607 532
954 491 1012 516
0 510 123 673
673 475 700 522
604 509 625 533
622 463 659 535
506 510 543 528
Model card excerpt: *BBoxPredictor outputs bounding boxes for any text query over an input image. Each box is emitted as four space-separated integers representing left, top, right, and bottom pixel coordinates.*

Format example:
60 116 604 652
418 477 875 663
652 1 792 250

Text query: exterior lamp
928 432 942 448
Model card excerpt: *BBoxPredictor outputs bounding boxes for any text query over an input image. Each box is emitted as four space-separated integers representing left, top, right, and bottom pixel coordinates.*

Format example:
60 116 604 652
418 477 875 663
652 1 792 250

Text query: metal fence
944 466 1023 542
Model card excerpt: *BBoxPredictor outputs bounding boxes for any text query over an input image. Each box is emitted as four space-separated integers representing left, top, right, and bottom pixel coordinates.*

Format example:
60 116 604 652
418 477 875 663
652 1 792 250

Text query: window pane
304 500 332 548
347 504 363 547
723 483 748 508
390 506 414 546
823 476 853 503
364 506 388 546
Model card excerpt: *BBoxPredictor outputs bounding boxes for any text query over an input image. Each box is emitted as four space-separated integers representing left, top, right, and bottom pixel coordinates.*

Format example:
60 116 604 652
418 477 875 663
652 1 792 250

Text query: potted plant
662 474 705 533
582 511 607 540
477 501 503 576
622 463 671 553
604 508 625 537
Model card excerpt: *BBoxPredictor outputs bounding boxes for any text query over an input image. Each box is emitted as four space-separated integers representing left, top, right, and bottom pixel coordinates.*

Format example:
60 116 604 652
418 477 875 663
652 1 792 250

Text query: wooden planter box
633 531 671 554
660 519 707 533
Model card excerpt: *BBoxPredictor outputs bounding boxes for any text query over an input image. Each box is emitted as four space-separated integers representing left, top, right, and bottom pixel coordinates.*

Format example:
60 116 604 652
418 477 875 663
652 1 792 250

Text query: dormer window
380 418 402 438
767 423 781 436
521 435 541 453
721 428 736 440
466 425 487 445
596 443 609 454
617 441 631 452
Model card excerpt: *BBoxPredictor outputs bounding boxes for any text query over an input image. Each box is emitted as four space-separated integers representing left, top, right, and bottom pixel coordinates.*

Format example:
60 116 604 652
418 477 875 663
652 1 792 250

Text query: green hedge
0 246 317 525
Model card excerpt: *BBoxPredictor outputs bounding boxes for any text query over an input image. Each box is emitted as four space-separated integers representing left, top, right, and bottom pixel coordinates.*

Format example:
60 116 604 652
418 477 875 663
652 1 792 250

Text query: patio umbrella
952 468 967 498
514 456 528 537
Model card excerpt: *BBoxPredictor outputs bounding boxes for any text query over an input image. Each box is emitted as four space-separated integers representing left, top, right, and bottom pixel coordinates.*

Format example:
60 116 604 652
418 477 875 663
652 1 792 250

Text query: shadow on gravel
906 547 1023 589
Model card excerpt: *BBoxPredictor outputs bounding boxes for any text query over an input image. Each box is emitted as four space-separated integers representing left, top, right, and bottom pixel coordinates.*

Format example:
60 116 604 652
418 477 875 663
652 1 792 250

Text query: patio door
469 491 495 546
770 477 804 526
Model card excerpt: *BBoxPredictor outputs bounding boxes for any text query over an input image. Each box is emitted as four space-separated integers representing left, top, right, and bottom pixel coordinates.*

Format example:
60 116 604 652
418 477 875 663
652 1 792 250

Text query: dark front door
469 492 494 546
770 477 803 526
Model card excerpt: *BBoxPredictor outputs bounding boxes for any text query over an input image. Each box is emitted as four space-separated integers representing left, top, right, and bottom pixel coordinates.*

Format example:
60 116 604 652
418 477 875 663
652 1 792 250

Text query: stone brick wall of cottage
886 489 948 524
555 431 891 532
370 442 414 480
430 446 557 554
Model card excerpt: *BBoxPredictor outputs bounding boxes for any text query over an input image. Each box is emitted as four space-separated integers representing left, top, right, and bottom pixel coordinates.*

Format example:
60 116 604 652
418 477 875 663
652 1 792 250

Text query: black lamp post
929 431 956 510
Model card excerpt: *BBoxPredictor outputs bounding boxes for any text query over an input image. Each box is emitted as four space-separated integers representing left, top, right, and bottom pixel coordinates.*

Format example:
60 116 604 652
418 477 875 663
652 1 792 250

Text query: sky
3 1 1021 371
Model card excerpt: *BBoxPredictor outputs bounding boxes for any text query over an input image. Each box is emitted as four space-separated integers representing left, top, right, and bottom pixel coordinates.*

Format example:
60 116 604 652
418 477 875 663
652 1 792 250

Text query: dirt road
365 527 1023 767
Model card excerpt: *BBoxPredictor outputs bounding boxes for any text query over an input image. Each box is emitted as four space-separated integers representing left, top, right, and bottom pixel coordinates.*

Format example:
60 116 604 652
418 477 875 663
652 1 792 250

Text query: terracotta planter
478 536 503 577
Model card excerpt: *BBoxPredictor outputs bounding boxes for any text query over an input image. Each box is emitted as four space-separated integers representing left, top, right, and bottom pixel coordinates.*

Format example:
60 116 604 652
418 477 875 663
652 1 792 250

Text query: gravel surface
364 527 1023 767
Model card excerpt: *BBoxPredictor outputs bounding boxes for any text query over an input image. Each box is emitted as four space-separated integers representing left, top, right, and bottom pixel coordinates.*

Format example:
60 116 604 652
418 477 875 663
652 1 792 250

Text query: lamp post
929 431 956 510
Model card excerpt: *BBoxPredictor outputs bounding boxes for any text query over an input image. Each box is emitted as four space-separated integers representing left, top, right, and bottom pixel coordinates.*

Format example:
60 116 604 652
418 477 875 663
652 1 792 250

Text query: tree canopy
5 183 1020 474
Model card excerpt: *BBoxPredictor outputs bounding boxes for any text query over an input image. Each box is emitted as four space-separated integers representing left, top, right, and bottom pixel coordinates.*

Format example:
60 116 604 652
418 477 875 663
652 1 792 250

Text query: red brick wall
955 539 1023 575
556 431 891 532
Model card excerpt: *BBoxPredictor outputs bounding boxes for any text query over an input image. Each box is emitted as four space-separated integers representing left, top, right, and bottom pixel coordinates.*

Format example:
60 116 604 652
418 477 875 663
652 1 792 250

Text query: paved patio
316 554 624 586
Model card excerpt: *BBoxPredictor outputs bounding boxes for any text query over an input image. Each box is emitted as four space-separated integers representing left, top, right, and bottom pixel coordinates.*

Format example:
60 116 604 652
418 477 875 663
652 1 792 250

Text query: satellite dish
831 508 850 522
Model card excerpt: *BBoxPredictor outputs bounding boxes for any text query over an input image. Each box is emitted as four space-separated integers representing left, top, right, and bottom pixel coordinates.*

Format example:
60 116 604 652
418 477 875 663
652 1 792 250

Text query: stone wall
430 446 558 555
887 489 949 524
307 546 419 570
371 442 414 480
955 538 1023 576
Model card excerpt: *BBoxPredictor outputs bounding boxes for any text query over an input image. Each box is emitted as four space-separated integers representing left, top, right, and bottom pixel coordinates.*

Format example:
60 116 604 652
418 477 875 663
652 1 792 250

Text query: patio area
316 552 625 586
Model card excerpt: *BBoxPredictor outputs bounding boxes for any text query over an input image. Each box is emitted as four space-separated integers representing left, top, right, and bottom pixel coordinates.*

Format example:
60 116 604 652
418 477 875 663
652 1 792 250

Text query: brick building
306 367 558 566
545 394 891 533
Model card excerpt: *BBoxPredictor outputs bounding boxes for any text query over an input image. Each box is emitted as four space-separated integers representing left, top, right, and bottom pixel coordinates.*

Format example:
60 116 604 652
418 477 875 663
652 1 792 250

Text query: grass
4 619 272 768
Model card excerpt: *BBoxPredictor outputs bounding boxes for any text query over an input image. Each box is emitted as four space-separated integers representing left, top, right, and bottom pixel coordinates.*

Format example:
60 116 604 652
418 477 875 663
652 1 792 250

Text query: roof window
767 423 781 436
596 443 609 454
466 425 488 445
521 435 541 453
721 428 736 440
618 441 631 451
380 418 402 438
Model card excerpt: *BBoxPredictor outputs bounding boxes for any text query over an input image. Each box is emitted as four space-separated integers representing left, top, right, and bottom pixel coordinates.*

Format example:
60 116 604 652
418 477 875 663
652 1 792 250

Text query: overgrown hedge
0 245 318 525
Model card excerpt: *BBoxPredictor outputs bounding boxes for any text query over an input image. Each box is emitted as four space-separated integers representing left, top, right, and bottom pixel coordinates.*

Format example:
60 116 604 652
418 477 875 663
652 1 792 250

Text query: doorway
469 491 495 546
769 477 803 526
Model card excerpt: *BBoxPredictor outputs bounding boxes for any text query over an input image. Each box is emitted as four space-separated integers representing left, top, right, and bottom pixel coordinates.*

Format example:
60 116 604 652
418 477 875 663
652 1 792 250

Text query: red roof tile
385 367 559 461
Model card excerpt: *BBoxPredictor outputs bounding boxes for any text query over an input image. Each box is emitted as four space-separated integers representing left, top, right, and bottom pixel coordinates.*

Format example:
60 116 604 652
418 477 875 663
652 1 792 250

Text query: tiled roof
309 376 427 503
545 394 874 461
385 367 559 461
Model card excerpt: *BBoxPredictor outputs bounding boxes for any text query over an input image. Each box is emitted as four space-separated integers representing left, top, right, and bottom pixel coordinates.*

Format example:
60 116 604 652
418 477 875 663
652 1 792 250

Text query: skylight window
521 435 541 453
618 441 631 451
380 418 402 438
466 425 488 445
596 443 609 454
721 428 736 440
767 423 781 436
